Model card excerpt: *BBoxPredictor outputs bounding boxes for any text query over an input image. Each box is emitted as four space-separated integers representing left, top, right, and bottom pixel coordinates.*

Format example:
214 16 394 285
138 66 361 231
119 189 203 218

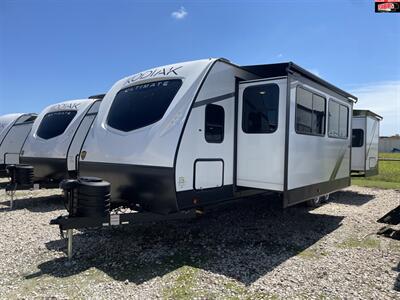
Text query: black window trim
328 98 349 140
294 85 327 137
204 103 225 144
106 79 183 133
241 82 280 134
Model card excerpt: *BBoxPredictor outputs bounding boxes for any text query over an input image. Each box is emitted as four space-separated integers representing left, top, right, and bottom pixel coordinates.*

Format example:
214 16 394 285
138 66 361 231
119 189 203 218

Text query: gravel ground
0 178 399 299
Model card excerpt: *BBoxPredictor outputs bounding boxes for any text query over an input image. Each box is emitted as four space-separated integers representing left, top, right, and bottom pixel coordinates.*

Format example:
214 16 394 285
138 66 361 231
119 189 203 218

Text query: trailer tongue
50 176 197 260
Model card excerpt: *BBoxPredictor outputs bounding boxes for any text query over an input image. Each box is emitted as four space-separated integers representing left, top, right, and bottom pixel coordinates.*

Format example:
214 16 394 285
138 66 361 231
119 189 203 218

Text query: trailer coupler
50 210 197 260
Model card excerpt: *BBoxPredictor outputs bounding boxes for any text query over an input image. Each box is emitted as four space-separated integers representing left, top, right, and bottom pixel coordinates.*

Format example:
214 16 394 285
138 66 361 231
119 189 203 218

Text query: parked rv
6 95 104 192
51 58 358 258
0 113 37 177
351 110 382 177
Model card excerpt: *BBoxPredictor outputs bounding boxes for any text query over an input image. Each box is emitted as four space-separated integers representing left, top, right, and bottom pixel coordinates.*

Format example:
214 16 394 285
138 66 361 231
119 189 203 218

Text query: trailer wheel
306 194 329 207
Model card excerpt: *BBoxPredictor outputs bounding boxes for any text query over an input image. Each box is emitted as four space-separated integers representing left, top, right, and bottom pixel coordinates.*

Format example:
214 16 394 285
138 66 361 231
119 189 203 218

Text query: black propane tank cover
60 179 79 191
14 164 34 185
76 176 111 218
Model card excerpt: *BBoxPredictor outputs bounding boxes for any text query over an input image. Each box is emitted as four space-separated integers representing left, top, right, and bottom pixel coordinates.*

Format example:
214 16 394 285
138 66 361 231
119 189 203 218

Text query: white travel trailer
8 96 104 189
0 113 37 176
71 58 357 213
351 110 382 177
52 58 357 258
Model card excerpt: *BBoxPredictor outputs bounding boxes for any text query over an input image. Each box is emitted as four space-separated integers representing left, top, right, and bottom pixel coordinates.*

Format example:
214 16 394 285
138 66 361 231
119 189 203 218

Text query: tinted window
107 79 182 132
328 100 349 138
296 87 326 136
205 104 224 143
352 129 364 147
37 111 77 139
242 84 279 134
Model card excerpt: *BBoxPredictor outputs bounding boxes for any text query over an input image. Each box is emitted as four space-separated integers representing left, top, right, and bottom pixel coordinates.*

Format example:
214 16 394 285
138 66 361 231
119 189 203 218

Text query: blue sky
1 0 399 135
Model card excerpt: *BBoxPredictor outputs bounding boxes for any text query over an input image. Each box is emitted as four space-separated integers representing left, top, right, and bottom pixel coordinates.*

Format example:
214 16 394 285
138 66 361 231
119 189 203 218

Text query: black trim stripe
192 92 235 108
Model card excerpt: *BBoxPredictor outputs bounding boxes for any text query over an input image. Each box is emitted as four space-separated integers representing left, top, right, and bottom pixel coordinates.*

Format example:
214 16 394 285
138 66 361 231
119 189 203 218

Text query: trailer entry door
236 79 287 191
66 101 100 171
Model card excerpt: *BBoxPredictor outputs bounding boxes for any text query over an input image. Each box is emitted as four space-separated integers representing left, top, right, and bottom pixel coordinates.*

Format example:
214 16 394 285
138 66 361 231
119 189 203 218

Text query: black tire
306 194 330 207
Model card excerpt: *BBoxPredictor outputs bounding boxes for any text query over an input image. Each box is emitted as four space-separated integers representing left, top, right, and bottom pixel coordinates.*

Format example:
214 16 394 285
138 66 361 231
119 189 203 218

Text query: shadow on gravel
0 194 64 213
29 195 344 286
394 262 400 292
329 190 375 206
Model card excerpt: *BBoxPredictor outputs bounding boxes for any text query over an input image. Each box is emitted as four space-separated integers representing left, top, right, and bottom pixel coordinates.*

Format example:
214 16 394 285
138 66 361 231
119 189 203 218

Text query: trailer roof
241 62 358 103
353 109 383 120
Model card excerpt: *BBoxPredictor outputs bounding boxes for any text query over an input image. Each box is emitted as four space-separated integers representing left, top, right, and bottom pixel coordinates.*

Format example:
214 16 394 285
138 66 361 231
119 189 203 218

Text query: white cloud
277 53 283 58
171 6 188 20
350 80 400 136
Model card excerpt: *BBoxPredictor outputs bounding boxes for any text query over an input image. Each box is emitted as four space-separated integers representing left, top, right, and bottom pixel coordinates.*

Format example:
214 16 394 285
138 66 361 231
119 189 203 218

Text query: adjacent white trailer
15 96 103 186
351 110 382 177
0 113 37 176
76 58 357 214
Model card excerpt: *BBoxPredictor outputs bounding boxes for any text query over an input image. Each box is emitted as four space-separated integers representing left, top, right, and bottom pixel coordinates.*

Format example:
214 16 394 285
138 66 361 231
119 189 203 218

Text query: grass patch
352 153 400 189
163 266 200 300
380 152 400 159
162 268 279 300
297 248 327 260
351 179 400 189
338 237 380 249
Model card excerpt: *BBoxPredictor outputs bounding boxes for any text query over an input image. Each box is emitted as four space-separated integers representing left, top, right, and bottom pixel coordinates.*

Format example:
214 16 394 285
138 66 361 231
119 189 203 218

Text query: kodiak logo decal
125 66 183 85
52 103 81 111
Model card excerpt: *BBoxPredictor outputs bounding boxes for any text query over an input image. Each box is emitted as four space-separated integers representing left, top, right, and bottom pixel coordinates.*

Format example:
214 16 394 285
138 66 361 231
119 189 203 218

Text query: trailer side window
37 110 77 139
107 79 182 132
205 104 224 143
328 100 349 138
242 84 279 134
295 87 326 136
352 129 364 147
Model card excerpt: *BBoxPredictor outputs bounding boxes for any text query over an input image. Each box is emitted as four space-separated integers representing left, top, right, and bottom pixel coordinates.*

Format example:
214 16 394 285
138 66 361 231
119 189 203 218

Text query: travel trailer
52 58 358 258
6 95 104 192
351 110 382 177
0 113 37 177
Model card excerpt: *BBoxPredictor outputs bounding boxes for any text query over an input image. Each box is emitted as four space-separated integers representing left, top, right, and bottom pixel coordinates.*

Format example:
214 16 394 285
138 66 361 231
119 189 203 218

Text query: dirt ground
0 178 399 299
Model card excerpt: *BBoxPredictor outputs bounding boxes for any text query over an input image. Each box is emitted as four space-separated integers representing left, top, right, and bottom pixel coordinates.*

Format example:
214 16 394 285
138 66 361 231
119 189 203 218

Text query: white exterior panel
175 61 257 192
287 79 352 190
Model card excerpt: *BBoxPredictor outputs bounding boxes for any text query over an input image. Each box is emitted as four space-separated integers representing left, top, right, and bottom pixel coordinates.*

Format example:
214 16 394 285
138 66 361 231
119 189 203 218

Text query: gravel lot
0 178 399 299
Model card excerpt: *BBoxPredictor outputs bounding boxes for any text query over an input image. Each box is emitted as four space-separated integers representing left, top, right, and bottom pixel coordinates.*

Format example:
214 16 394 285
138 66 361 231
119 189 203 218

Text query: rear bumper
79 161 178 214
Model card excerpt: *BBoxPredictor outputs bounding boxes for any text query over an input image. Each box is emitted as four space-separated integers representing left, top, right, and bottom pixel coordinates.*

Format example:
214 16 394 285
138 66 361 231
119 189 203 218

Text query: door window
352 129 364 147
242 84 279 134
